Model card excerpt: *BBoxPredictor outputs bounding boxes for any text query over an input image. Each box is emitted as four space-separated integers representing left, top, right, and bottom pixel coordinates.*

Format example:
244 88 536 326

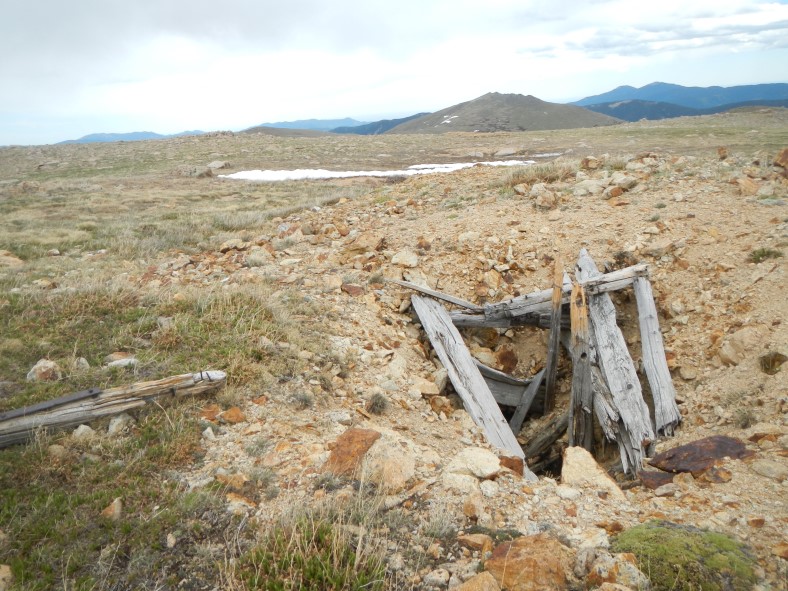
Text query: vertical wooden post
543 257 563 413
569 283 593 450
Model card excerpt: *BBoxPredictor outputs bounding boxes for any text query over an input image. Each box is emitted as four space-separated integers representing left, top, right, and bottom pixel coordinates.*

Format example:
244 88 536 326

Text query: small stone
219 407 246 424
323 428 381 476
772 541 788 560
556 485 582 500
513 184 528 196
0 250 24 267
72 424 96 441
328 410 353 426
391 249 419 268
72 357 90 371
561 447 626 502
749 459 788 482
423 568 450 587
26 358 62 382
586 552 651 590
101 497 122 521
202 427 216 440
678 366 698 381
0 564 12 591
446 448 502 479
341 283 364 296
642 238 674 258
485 534 571 591
207 160 230 170
106 356 138 369
458 533 494 552
107 413 135 437
455 572 500 591
166 533 177 548
103 352 134 364
46 248 61 256
653 483 680 497
718 326 767 366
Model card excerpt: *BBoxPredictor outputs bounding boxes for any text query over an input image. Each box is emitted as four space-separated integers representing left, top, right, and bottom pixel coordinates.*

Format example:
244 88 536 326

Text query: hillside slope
388 92 621 133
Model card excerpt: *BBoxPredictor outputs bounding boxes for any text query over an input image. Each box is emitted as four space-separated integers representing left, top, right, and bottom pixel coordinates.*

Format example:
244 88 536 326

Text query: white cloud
1 0 786 144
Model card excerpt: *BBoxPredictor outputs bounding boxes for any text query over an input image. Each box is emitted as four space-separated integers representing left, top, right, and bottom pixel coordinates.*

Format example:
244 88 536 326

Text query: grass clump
366 392 388 415
506 161 575 188
612 520 757 591
238 509 385 591
748 247 782 263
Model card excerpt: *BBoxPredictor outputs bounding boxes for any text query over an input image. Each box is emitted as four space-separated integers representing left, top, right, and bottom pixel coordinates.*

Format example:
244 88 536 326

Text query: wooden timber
475 361 534 408
509 368 544 435
411 295 526 460
0 371 227 448
387 279 482 311
568 284 593 450
633 276 682 436
576 249 655 474
450 263 649 327
543 258 564 413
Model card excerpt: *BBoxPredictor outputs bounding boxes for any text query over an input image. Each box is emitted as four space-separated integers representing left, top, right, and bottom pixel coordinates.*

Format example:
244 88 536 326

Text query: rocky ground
129 146 787 588
1 113 787 590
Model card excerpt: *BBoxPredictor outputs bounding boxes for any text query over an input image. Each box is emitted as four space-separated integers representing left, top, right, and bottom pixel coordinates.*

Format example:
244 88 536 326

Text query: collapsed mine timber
399 248 681 476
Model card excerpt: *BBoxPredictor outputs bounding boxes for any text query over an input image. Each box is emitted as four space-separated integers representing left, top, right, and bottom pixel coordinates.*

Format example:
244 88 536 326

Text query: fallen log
0 371 227 448
411 295 526 462
576 249 654 474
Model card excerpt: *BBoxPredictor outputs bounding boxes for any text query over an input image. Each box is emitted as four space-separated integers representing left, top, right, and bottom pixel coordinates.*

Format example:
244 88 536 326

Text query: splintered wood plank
411 295 524 459
576 249 655 474
475 361 533 408
387 278 482 311
0 371 227 448
543 257 564 413
633 276 682 436
569 283 593 450
509 368 544 435
479 263 649 322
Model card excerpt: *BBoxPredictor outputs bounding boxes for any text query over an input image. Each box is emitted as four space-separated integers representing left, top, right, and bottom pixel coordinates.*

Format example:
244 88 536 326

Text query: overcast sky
1 0 787 145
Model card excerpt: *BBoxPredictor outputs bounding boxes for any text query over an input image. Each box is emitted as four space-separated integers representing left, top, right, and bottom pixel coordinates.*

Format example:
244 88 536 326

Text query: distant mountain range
58 130 205 144
54 82 787 143
255 118 367 131
572 82 788 109
331 113 428 135
581 98 788 122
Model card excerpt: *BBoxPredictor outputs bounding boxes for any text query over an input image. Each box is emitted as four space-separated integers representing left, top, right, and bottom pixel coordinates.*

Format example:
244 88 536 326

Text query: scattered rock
341 283 365 296
458 533 494 554
323 428 381 476
361 432 417 492
610 172 637 190
749 459 788 482
219 238 249 253
586 552 651 590
72 424 96 441
392 249 419 268
642 238 674 258
423 568 451 587
485 534 572 591
581 156 600 170
718 326 767 366
107 413 135 436
561 447 626 502
639 471 674 490
219 407 246 424
72 357 90 371
207 160 230 170
455 571 500 591
446 448 501 480
26 358 62 382
649 435 754 476
101 497 122 521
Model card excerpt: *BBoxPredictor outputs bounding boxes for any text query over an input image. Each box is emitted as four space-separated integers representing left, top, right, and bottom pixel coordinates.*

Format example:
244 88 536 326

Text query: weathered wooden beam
568 283 593 450
0 371 227 448
633 276 682 436
523 411 569 460
543 258 564 413
576 249 655 474
450 263 649 327
509 368 544 435
387 278 482 311
411 295 526 461
451 311 568 329
475 361 534 408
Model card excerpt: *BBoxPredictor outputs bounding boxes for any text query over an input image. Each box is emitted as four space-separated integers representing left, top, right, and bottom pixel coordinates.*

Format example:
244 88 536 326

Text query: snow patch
219 160 536 182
